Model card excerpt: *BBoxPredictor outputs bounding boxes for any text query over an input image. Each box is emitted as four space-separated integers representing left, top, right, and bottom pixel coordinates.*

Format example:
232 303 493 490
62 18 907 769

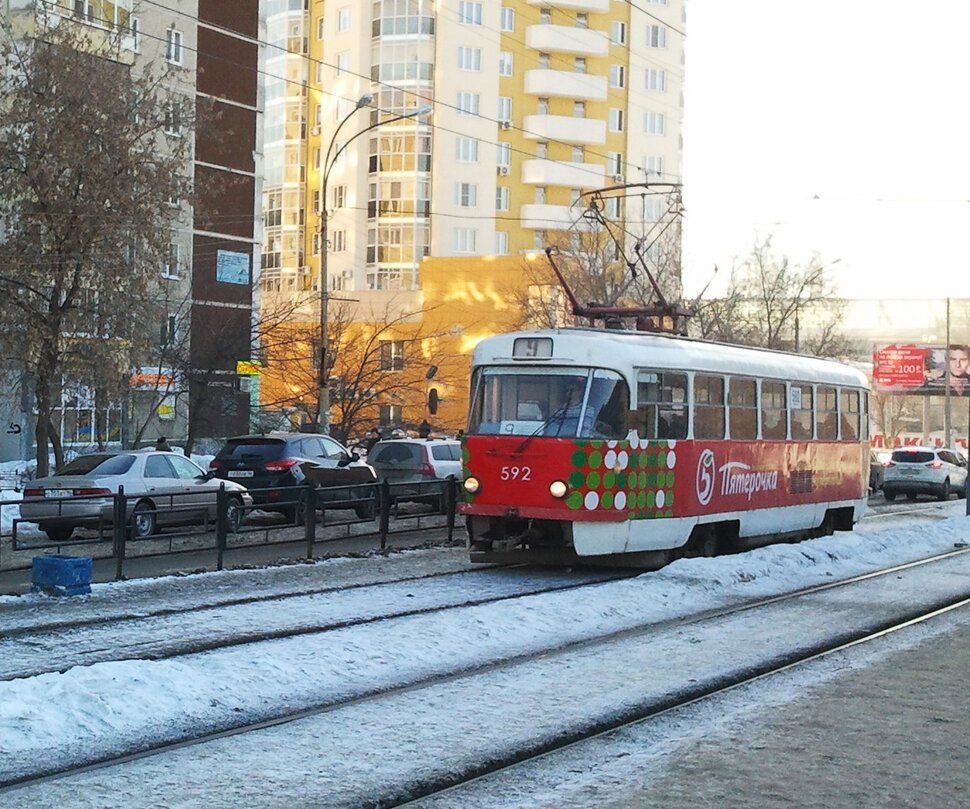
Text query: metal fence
0 478 462 580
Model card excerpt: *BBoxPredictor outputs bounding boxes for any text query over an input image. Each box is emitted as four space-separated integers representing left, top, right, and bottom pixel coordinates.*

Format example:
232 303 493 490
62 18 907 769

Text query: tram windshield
468 368 629 438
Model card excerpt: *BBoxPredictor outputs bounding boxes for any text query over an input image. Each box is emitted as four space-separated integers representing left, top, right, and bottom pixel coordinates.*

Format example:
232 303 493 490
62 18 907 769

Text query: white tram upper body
460 328 870 566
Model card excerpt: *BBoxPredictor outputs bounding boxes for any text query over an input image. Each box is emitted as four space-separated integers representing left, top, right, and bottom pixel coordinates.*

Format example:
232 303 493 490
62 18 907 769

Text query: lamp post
316 97 432 433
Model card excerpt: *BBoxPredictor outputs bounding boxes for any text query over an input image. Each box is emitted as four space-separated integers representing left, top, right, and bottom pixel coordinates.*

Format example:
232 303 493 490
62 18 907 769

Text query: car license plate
901 468 918 476
44 489 73 498
227 470 254 478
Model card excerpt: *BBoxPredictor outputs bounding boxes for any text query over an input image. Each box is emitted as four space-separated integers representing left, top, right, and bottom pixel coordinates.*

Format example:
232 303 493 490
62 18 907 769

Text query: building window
454 228 477 253
337 6 351 32
574 57 586 74
644 111 665 134
457 92 480 116
495 231 509 256
647 25 667 48
163 243 180 278
455 137 479 162
538 52 550 69
572 145 584 162
612 21 626 45
500 7 514 31
458 1 482 25
536 142 548 159
379 340 405 371
336 51 350 75
537 97 549 115
332 230 346 252
163 102 182 136
576 12 588 28
573 101 586 118
458 46 482 71
317 17 325 39
539 8 551 24
496 186 510 211
535 186 546 204
534 230 546 250
608 151 623 175
608 108 624 132
498 96 512 123
645 68 666 91
166 28 183 64
379 404 402 425
604 196 621 218
497 142 511 167
610 65 626 88
499 52 513 76
643 155 665 176
313 233 322 255
455 182 478 208
129 17 141 52
332 185 346 208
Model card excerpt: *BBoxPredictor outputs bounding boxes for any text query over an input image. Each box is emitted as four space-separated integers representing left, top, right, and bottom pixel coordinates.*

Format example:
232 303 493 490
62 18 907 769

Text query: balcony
521 204 588 231
525 24 608 56
522 160 605 189
521 114 606 145
526 0 609 10
524 69 607 100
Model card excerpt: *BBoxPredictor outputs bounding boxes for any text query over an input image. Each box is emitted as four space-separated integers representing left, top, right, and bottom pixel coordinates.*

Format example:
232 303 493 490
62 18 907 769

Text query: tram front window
468 369 629 438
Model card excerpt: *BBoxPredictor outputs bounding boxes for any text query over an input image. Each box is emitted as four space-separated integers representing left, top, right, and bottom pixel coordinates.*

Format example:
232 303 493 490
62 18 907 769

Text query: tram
460 328 870 567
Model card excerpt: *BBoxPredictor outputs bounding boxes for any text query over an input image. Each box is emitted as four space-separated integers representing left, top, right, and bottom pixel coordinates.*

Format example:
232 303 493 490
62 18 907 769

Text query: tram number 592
500 466 532 481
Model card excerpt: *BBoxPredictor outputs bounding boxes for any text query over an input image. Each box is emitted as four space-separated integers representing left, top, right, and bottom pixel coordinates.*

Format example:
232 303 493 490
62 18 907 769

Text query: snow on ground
1 501 969 785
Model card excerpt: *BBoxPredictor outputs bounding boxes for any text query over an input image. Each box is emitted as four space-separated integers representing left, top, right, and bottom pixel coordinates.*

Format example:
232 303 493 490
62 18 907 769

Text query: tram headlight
549 480 568 499
464 476 481 494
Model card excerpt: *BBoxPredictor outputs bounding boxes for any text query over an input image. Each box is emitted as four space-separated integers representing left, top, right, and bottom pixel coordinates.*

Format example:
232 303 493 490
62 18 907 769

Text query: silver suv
882 447 968 502
367 438 462 510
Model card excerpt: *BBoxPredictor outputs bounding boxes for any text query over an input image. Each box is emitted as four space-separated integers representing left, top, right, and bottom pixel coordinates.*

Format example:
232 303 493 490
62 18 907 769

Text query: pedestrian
155 436 173 451
418 419 431 439
362 427 382 452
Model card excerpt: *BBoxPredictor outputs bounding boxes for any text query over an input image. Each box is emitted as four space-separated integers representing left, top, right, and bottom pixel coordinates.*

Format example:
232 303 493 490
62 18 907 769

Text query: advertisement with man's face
873 344 970 397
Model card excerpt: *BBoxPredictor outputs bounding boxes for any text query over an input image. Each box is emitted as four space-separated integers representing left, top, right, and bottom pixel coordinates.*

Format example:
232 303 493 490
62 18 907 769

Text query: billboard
872 344 970 397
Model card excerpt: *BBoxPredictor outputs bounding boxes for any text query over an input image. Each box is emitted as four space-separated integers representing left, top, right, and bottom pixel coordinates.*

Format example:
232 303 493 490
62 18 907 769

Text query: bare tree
870 392 920 450
692 237 851 358
0 23 192 473
258 296 458 443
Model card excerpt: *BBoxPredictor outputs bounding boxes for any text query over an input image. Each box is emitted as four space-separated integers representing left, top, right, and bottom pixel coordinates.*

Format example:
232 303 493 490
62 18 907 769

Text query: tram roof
471 328 870 389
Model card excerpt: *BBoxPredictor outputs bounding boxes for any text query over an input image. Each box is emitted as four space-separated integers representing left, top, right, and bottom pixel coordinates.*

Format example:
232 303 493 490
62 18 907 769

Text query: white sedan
21 451 252 541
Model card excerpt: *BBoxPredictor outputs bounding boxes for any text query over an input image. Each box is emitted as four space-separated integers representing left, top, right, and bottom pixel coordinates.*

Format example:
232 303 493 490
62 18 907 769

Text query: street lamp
316 97 432 433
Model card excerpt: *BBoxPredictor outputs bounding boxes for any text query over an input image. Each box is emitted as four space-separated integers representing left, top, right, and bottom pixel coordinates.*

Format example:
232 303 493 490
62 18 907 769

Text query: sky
2 496 970 805
681 0 970 300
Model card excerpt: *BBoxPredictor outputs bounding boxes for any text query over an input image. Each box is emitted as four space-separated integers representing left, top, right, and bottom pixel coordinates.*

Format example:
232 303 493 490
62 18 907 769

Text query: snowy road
2 502 969 806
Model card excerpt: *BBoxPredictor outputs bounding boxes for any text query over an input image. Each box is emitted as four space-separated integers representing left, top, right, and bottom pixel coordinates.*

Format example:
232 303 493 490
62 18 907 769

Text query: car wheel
938 479 951 501
906 492 918 502
41 524 75 542
883 490 897 501
131 502 157 539
226 497 244 533
354 494 376 520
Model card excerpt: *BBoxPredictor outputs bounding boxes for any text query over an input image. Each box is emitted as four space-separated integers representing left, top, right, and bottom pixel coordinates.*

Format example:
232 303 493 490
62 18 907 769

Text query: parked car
367 438 462 510
208 433 377 519
868 450 886 493
882 446 969 501
21 451 253 542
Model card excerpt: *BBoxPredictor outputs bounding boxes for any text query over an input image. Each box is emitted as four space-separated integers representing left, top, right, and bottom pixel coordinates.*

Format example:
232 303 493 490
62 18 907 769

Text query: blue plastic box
31 555 93 596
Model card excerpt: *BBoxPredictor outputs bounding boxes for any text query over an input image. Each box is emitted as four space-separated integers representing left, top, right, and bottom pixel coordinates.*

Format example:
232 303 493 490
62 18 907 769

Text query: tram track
1 567 634 681
5 545 970 795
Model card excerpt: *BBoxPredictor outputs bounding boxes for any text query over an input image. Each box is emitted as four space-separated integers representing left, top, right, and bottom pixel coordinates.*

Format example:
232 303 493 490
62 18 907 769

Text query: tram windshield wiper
514 395 578 453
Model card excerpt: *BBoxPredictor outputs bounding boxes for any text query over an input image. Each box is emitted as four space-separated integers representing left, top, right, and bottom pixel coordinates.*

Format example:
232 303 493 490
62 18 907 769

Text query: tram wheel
682 525 718 558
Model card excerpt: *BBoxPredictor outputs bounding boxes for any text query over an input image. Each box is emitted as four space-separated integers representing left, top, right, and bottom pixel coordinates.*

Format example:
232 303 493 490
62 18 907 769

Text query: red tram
460 328 870 567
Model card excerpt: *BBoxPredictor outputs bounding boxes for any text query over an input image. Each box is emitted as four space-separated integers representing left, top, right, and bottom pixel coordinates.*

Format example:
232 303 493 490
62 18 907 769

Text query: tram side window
694 375 725 439
761 380 788 440
728 377 757 440
840 389 860 440
636 371 688 440
790 383 813 440
816 385 838 440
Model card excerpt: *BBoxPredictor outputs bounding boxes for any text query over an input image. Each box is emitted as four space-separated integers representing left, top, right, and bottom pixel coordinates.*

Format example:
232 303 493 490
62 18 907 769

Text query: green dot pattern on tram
565 437 676 519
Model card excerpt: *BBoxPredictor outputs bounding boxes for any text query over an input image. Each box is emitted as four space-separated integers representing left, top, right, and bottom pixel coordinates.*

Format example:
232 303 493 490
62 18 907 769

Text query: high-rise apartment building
0 0 261 458
261 0 684 299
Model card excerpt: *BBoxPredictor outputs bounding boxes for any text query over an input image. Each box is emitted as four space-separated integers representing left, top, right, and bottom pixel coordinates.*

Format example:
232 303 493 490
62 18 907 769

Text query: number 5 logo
696 449 716 506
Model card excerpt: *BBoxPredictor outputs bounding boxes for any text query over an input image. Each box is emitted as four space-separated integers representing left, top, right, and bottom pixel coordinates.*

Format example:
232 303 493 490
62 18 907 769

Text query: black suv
209 433 377 519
